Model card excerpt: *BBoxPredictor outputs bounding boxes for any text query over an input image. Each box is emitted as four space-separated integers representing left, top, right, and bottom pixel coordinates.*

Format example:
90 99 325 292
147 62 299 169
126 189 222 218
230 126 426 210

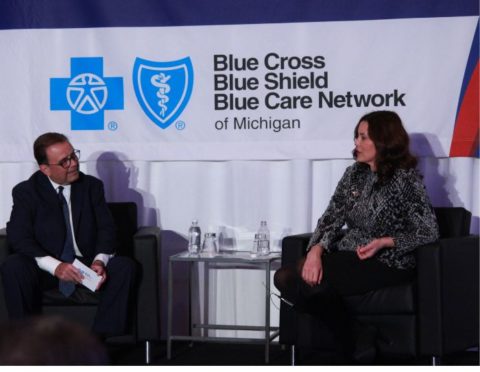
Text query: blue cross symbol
50 57 124 130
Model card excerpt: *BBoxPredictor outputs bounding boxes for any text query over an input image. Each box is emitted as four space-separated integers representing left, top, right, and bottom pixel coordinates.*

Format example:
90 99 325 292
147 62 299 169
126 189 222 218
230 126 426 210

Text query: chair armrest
281 233 312 266
416 235 479 356
133 226 162 341
278 233 311 345
0 228 7 264
0 228 9 322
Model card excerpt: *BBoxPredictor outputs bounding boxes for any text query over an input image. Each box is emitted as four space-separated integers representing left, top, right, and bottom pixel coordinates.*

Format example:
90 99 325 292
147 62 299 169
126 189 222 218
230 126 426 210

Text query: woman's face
355 121 377 170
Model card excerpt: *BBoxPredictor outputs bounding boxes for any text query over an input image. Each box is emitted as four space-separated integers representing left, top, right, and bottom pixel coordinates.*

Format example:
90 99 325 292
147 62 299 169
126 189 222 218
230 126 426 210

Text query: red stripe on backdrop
450 62 479 157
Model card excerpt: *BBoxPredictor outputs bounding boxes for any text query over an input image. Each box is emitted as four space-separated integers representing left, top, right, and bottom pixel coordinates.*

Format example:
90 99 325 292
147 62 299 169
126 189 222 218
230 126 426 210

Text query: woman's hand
301 244 324 286
356 237 394 260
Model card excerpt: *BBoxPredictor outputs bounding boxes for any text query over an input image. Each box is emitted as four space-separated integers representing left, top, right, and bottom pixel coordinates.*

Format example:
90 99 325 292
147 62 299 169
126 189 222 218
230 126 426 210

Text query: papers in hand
73 259 102 292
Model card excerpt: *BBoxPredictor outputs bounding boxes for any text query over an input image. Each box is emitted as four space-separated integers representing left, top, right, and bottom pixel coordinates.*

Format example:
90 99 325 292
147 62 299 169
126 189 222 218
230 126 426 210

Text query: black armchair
0 202 162 364
279 207 479 365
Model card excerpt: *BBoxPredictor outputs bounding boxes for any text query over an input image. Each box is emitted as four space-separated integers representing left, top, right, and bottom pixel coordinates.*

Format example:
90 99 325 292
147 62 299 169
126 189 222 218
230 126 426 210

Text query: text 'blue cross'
50 57 124 130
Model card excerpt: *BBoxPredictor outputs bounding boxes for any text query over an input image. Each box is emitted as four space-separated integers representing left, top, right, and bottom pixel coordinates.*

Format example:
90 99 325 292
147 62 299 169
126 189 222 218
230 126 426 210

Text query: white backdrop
0 156 478 338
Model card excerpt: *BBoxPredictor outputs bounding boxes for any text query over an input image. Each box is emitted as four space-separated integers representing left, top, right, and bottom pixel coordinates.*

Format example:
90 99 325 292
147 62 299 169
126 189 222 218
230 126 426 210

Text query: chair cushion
344 283 415 315
42 287 100 306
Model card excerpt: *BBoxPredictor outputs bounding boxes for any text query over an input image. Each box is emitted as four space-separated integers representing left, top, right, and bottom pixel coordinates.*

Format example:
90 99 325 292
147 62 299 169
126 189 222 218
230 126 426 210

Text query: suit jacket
6 171 117 263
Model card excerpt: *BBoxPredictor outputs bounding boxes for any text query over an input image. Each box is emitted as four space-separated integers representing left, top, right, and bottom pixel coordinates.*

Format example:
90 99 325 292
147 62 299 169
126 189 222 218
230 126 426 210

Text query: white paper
73 259 102 292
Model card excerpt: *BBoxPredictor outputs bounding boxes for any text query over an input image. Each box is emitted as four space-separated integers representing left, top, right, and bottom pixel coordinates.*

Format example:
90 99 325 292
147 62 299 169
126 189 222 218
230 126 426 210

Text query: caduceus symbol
151 73 171 117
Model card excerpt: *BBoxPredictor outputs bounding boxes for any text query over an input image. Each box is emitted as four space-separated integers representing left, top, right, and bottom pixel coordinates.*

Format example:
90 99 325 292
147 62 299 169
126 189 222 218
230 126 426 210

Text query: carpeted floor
107 341 479 366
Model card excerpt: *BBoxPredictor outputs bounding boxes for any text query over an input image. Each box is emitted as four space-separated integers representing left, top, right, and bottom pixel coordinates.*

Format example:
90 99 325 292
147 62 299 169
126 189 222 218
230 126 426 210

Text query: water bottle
257 221 270 255
188 220 201 254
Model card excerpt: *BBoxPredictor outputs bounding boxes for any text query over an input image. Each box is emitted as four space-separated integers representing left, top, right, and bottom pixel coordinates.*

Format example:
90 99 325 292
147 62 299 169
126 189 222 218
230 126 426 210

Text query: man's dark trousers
1 254 136 337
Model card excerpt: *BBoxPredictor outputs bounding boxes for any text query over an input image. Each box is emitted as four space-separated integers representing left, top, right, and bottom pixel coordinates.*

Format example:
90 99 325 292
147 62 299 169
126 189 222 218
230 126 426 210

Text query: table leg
265 260 271 364
189 260 193 341
167 258 173 360
204 261 210 338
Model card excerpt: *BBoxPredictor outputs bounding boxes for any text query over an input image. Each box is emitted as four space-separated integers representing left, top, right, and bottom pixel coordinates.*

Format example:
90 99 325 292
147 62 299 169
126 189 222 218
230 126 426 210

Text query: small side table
167 251 281 364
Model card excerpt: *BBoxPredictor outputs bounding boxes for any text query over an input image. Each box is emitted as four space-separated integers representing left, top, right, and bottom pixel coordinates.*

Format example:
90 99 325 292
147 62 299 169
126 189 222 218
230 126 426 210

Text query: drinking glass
251 233 266 257
202 233 218 256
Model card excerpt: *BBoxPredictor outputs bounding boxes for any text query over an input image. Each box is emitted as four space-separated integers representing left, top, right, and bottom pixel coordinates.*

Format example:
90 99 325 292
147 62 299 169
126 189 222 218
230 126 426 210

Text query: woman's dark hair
353 111 417 183
33 132 69 165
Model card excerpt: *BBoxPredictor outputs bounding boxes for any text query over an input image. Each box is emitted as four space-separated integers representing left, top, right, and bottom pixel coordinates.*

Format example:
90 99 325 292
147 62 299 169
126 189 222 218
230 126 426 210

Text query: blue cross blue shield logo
50 57 124 130
133 57 194 129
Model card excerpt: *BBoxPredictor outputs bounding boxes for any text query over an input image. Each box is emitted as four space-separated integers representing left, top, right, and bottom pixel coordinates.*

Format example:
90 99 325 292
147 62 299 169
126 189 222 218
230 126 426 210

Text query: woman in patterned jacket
274 110 439 361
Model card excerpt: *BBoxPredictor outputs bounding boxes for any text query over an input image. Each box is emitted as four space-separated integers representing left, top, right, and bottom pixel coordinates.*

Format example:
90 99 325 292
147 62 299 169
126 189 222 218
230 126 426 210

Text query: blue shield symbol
133 57 194 129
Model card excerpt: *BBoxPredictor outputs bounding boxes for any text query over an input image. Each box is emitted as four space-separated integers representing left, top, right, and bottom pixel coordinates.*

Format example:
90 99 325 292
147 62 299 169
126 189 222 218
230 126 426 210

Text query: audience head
0 315 109 365
353 110 417 183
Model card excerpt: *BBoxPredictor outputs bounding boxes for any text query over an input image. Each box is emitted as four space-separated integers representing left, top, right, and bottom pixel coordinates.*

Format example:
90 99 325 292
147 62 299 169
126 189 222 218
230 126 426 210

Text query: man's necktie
58 186 75 297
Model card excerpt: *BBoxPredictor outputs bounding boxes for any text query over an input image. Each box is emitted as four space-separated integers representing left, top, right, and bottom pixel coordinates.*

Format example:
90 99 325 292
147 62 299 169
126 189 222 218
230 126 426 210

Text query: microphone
261 281 295 308
272 292 295 307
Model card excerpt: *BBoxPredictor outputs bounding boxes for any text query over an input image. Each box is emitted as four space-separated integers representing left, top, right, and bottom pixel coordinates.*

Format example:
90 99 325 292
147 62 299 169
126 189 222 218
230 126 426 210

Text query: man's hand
301 244 324 286
356 237 394 260
54 263 84 283
91 260 107 290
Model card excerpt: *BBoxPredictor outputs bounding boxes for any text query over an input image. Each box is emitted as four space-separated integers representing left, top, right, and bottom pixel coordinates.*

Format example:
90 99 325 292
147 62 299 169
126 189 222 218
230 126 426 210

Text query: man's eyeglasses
46 149 80 169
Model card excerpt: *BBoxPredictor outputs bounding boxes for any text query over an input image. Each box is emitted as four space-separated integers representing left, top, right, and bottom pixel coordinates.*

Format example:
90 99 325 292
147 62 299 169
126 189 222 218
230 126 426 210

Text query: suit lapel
37 171 61 206
71 178 83 233
36 172 66 256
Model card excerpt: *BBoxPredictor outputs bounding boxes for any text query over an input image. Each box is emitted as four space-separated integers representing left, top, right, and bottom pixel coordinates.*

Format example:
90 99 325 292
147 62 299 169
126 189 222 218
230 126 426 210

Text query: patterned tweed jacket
307 162 439 270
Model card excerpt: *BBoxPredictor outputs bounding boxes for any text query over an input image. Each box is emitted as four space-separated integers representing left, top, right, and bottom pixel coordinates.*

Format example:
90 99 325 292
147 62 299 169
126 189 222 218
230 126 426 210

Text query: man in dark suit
1 132 136 337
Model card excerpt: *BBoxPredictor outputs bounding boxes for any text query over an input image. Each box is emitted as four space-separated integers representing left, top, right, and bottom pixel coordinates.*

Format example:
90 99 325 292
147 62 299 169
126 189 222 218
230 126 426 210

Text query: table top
169 250 281 263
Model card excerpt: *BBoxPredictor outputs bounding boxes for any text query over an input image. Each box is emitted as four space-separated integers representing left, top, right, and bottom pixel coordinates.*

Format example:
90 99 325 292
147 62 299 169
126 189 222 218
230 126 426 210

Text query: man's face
39 141 80 185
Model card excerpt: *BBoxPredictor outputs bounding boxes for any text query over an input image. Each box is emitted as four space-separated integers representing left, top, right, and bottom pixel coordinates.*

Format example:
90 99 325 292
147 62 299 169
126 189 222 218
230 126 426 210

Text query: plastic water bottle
188 220 201 254
257 221 270 255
